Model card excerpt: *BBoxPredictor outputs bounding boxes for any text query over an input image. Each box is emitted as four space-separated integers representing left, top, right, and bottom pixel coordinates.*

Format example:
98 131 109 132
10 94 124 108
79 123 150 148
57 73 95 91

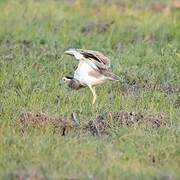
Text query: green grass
0 0 180 179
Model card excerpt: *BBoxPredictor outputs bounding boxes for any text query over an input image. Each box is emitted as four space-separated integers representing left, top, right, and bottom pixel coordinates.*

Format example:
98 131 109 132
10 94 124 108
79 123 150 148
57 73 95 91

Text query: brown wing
100 69 120 81
77 49 111 70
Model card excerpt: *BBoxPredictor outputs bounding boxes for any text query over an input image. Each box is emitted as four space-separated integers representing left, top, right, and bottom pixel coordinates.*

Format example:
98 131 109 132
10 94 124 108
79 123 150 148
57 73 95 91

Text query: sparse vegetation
0 0 180 179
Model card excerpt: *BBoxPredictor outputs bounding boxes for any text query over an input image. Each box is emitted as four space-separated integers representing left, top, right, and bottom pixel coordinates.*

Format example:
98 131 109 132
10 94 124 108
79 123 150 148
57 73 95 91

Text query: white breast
74 61 106 86
74 61 92 81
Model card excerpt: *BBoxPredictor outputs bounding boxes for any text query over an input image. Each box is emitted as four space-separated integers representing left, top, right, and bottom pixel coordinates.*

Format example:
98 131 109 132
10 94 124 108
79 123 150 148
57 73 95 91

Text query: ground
0 0 180 179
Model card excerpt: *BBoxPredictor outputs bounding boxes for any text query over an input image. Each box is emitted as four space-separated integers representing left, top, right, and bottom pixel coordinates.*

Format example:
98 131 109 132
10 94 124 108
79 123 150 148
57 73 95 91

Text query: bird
62 76 85 90
63 48 120 105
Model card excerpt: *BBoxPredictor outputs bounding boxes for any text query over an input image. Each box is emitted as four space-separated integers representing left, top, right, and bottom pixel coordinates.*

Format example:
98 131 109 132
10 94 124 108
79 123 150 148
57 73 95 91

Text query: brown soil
19 110 167 137
19 111 78 136
96 111 167 128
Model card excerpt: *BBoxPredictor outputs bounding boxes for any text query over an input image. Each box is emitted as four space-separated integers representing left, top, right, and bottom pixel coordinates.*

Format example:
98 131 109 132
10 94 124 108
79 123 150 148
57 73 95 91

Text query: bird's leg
92 87 97 105
88 85 97 105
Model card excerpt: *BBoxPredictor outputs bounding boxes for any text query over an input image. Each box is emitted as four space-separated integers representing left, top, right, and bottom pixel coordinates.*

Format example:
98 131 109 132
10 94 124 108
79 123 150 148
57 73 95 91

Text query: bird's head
64 48 83 60
62 76 85 90
62 76 73 84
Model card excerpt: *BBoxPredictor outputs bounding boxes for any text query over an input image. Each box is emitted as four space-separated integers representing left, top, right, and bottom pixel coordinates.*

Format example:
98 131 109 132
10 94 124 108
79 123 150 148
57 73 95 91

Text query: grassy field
0 0 180 179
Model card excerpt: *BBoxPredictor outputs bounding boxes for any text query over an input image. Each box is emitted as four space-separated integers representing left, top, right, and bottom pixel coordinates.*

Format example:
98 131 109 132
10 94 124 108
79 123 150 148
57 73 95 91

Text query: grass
0 0 180 179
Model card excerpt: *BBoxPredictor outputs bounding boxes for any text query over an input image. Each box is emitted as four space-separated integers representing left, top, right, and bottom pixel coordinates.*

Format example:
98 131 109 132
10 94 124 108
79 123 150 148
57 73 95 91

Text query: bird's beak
60 77 69 89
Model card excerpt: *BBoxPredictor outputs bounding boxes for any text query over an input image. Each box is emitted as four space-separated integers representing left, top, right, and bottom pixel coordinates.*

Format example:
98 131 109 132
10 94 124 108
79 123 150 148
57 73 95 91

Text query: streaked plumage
63 48 119 104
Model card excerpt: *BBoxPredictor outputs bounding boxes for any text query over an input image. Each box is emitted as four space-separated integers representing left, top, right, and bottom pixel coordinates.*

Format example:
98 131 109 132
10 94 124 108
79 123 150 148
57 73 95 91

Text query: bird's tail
101 70 120 81
107 72 120 81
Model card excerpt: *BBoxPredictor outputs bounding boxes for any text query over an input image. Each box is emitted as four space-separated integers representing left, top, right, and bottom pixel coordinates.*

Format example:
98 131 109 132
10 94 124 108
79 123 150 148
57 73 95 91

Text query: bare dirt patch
95 111 167 129
19 110 167 137
86 111 167 136
19 111 79 136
